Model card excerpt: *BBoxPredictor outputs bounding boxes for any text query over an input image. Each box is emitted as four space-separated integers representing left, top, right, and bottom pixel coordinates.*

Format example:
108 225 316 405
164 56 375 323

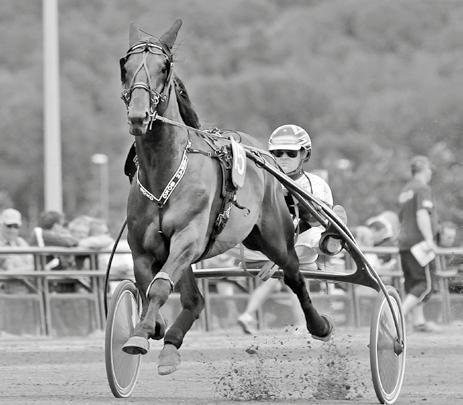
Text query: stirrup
319 233 344 256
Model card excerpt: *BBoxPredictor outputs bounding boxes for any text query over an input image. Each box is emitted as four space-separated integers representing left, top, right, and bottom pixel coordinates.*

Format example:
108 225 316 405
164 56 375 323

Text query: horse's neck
136 93 188 190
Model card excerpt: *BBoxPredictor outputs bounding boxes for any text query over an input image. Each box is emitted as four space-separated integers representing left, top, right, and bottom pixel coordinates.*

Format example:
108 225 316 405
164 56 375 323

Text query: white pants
228 227 323 269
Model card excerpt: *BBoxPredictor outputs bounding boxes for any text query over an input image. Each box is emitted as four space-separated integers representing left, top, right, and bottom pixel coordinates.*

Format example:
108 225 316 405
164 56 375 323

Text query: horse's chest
141 222 169 260
138 199 205 253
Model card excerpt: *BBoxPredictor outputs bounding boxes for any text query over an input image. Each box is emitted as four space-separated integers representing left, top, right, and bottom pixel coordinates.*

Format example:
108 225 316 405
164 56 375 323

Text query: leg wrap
146 271 174 298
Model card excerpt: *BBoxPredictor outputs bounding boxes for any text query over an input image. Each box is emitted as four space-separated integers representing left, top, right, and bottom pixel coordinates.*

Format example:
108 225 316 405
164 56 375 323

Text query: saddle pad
230 138 246 188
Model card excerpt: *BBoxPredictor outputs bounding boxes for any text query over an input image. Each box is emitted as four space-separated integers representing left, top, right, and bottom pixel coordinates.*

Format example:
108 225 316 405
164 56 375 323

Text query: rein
121 40 270 155
151 111 275 158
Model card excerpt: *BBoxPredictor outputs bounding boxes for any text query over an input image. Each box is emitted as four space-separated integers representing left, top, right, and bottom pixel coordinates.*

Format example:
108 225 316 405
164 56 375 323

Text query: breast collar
136 140 191 207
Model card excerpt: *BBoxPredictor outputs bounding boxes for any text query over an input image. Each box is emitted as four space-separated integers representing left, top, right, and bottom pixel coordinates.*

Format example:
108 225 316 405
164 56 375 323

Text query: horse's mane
173 75 200 129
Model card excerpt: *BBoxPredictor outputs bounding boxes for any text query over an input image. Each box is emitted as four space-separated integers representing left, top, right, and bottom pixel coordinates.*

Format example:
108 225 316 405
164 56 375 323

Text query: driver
268 124 347 265
237 124 347 334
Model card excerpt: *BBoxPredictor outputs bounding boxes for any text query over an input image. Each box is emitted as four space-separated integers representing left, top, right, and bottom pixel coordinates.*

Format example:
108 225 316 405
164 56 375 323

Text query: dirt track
1 323 463 405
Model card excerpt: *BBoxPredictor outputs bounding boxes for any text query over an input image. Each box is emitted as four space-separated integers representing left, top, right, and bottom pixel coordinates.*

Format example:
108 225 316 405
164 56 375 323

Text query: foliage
1 0 462 231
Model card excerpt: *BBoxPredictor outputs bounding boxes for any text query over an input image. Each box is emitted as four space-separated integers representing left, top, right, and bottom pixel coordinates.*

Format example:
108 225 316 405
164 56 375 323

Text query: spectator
365 210 400 277
101 240 133 294
68 215 115 270
78 218 114 251
440 222 463 293
0 208 34 293
434 220 459 293
398 155 440 333
200 253 241 329
68 215 93 241
436 221 458 270
237 124 347 335
366 210 400 247
30 211 78 292
353 225 397 285
67 215 93 270
31 210 78 268
72 217 116 270
81 218 133 293
437 221 457 248
67 216 119 291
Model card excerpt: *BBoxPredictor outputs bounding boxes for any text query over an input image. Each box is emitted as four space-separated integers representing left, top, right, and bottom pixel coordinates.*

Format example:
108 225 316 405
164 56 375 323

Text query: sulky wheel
369 286 406 404
105 280 142 398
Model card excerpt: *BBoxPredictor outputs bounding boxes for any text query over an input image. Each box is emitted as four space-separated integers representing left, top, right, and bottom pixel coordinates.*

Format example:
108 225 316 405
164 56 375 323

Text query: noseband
121 41 174 127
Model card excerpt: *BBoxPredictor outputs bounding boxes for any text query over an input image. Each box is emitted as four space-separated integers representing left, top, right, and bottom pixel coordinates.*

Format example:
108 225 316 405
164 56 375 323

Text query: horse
119 19 333 375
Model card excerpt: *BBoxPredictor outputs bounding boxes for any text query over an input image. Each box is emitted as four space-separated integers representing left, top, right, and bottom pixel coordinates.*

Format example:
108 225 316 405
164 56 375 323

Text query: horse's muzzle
127 110 150 136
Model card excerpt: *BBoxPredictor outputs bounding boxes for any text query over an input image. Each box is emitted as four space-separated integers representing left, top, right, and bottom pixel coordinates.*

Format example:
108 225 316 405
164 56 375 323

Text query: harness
130 132 249 259
121 40 249 261
187 132 250 259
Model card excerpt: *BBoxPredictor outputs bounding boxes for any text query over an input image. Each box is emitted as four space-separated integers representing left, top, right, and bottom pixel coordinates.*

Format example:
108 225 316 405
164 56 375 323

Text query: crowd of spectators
0 209 131 294
0 180 461 334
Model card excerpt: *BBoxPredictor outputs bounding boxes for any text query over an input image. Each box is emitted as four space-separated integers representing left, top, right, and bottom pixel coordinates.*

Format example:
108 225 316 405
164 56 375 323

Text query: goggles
271 150 299 158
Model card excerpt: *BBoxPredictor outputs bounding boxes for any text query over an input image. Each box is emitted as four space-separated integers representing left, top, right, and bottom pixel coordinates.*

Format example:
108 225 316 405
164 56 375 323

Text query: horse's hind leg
246 234 332 340
158 265 204 375
281 251 332 340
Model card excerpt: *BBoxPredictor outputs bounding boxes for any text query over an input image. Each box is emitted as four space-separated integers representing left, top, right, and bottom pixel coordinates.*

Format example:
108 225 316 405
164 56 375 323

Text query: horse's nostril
128 110 149 125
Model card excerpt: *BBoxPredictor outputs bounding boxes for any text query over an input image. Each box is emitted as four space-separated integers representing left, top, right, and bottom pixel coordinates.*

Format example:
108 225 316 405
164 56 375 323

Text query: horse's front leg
126 228 204 373
147 229 205 375
123 254 167 355
158 265 204 375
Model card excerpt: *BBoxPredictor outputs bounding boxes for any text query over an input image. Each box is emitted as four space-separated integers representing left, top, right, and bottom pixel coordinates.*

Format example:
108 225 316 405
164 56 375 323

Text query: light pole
43 0 62 212
91 153 109 220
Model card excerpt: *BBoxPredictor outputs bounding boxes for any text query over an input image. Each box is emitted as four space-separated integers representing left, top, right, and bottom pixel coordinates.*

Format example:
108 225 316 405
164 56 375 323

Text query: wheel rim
107 286 142 397
377 298 402 395
372 291 406 404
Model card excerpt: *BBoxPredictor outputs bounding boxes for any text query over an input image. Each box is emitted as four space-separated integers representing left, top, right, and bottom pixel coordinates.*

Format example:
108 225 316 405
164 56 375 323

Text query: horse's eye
161 62 170 74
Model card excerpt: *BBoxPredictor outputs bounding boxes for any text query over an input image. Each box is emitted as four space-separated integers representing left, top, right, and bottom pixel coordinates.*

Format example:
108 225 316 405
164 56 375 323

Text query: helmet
268 125 312 151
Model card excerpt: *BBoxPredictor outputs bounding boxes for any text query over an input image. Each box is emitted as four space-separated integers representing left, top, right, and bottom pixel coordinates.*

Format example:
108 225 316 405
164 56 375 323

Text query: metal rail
0 247 461 335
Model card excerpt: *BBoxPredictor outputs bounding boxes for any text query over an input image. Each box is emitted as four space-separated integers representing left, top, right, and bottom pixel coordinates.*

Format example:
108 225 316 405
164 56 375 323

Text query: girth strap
190 144 244 262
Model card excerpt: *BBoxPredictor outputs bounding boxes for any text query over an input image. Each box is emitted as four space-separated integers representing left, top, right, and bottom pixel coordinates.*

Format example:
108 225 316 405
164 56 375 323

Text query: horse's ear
129 22 143 47
160 19 182 49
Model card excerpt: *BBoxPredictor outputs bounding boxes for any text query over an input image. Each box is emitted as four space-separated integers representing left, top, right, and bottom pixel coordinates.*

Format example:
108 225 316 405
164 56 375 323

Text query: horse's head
120 19 182 136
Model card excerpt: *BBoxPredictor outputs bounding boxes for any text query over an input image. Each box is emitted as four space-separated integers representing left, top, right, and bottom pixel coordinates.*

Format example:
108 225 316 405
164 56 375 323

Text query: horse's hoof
122 336 150 355
311 315 334 342
157 343 180 375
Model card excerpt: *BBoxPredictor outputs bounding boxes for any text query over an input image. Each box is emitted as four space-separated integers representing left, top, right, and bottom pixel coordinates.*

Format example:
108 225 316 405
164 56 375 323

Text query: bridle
120 41 174 128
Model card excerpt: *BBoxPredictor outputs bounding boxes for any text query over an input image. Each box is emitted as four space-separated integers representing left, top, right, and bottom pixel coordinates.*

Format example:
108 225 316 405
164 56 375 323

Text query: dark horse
120 19 332 375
